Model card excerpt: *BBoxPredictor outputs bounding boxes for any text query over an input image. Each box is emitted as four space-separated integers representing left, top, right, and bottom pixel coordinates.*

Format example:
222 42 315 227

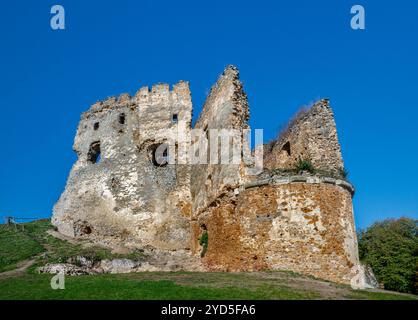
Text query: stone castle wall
191 176 359 284
52 82 193 251
191 66 250 216
264 99 345 174
52 66 362 285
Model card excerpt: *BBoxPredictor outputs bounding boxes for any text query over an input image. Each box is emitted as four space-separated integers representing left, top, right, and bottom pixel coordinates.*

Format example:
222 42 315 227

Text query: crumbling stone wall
264 99 345 175
53 66 362 286
53 81 193 251
188 71 360 285
191 177 360 284
190 65 250 215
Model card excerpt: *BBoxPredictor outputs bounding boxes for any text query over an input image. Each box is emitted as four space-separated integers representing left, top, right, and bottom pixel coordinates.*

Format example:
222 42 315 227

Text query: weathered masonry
53 66 365 287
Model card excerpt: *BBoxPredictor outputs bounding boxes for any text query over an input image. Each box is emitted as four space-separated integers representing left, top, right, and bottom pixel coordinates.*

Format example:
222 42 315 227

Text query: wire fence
1 216 45 230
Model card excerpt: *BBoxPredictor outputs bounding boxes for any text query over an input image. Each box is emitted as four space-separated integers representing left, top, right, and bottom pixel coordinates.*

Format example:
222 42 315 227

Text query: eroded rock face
52 65 363 286
100 259 138 274
351 264 379 289
38 253 204 276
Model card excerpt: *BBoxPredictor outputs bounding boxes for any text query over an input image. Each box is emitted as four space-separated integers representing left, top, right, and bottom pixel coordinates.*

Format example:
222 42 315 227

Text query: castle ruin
52 66 364 287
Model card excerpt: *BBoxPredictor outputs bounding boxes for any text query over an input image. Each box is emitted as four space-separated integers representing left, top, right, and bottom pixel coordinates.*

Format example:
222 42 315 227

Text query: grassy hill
0 221 46 272
0 220 416 300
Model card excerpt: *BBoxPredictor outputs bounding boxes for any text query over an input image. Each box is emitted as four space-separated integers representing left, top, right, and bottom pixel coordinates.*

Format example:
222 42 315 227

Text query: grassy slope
0 220 416 300
0 274 318 300
0 271 416 300
1 220 145 272
0 222 46 272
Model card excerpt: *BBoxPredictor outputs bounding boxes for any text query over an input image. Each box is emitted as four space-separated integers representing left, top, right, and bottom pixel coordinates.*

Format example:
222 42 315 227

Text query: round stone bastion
191 175 360 285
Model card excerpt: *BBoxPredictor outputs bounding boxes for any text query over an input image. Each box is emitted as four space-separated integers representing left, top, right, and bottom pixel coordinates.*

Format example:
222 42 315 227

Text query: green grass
345 290 417 300
0 271 415 300
295 158 315 174
1 220 417 300
0 223 46 272
0 273 318 300
0 219 145 275
36 230 145 265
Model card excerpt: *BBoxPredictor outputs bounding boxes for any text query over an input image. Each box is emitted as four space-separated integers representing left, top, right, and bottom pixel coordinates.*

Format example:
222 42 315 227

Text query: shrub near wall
358 217 418 294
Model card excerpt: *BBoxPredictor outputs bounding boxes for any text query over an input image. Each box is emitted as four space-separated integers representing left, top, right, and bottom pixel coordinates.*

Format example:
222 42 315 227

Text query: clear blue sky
0 0 417 228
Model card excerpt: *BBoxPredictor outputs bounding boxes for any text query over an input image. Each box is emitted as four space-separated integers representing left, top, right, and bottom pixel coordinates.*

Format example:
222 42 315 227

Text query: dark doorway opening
282 141 291 156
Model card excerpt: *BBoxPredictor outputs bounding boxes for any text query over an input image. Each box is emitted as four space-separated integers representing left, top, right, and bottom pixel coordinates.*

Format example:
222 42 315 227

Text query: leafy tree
358 217 418 293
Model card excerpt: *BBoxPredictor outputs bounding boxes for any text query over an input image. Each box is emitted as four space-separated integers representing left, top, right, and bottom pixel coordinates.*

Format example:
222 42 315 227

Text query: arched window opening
87 141 101 164
93 122 99 130
282 141 291 156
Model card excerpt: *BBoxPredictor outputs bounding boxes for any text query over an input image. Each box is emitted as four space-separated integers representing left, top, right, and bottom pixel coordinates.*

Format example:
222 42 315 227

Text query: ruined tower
52 81 193 251
53 66 363 286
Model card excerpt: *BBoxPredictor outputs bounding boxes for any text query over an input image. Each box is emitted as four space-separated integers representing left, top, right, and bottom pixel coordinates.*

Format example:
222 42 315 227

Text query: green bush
358 217 418 294
295 158 315 174
199 231 208 258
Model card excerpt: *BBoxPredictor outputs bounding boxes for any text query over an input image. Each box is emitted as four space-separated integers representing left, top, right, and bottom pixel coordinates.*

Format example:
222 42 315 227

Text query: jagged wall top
81 80 191 120
191 65 251 214
264 99 345 174
195 65 249 130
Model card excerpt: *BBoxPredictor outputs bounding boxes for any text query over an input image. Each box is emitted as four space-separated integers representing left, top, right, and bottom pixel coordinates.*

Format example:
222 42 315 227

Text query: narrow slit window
119 113 125 125
172 114 178 123
204 125 209 140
